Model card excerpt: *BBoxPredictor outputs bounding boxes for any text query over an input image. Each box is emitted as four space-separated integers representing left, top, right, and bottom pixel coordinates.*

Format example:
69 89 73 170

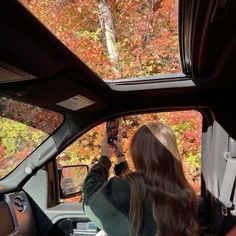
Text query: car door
22 109 205 236
0 97 100 236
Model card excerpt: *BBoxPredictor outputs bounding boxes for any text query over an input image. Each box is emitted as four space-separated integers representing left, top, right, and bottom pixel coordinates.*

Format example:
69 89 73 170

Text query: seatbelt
213 138 236 235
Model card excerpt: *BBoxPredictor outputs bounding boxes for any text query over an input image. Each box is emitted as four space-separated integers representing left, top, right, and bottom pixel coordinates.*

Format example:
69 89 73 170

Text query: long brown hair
126 122 199 236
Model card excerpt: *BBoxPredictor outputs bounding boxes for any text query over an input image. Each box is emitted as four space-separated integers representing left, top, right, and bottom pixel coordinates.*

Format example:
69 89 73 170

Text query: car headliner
0 0 236 137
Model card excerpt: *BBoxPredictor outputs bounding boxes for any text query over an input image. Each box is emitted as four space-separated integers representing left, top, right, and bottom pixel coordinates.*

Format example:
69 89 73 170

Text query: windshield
20 0 180 80
0 97 63 179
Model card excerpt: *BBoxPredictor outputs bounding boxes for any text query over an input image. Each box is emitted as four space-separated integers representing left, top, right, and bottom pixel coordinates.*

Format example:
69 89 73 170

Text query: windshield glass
0 97 63 179
20 0 180 80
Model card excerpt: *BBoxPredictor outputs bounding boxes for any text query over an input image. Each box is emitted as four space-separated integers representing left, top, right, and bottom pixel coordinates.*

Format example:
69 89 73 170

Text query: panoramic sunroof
20 0 180 80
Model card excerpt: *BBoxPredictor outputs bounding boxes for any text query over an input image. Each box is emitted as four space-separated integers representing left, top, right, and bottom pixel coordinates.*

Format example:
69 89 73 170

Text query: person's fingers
112 139 120 147
101 132 113 158
117 127 123 142
112 140 124 154
102 133 108 145
109 145 116 152
101 138 106 147
103 133 107 141
117 135 122 142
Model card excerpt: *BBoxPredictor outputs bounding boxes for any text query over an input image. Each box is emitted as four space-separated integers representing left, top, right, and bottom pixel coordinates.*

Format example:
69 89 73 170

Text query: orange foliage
20 0 180 79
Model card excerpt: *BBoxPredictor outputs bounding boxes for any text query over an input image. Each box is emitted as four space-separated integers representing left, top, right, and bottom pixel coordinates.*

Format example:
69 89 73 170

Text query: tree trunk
98 0 119 65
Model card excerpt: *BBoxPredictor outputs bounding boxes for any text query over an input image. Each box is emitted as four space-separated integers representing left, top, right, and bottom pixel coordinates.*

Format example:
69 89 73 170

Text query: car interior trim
107 78 196 91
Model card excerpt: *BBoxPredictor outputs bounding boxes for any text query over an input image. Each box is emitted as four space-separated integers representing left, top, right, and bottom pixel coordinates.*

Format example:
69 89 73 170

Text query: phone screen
106 119 119 144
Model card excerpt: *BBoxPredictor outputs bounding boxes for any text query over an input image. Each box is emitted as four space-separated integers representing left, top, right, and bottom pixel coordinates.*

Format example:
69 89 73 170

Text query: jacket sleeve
83 155 129 203
82 156 130 235
82 156 111 202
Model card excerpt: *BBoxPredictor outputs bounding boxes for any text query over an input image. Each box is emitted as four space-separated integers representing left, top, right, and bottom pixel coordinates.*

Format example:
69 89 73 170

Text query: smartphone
106 119 119 144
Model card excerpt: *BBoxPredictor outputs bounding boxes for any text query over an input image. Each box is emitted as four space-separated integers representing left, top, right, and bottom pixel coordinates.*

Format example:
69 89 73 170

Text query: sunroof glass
20 0 180 80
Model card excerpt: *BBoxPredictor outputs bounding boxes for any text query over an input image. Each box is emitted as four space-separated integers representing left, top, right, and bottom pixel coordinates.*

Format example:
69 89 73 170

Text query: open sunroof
20 0 180 81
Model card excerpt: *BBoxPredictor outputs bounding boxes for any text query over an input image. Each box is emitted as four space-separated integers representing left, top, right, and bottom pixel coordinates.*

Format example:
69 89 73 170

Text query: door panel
23 167 98 236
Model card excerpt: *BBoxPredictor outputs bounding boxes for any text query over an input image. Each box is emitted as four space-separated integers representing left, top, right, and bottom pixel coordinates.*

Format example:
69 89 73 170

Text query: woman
83 122 200 236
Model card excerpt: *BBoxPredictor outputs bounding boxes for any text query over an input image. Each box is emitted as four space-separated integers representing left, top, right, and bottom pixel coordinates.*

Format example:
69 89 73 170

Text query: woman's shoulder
102 176 131 198
100 176 131 213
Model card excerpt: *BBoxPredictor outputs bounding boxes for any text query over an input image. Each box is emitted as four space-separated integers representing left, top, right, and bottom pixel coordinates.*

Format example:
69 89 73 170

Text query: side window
0 96 63 179
57 110 202 202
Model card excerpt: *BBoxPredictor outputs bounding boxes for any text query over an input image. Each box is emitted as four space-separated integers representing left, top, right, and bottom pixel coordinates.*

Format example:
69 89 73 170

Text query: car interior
0 0 236 235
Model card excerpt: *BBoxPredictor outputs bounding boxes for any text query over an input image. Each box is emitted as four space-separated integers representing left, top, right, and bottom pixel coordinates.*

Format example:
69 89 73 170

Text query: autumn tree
20 0 180 79
98 0 118 66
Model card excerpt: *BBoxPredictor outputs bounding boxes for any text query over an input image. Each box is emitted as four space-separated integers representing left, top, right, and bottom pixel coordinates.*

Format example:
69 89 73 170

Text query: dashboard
0 190 101 236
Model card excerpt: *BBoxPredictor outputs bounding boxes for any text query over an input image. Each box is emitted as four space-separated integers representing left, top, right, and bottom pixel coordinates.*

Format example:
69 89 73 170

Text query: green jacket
83 156 156 236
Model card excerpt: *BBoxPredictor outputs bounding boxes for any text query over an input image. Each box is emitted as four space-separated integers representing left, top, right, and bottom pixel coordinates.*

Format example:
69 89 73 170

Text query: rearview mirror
58 164 89 199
